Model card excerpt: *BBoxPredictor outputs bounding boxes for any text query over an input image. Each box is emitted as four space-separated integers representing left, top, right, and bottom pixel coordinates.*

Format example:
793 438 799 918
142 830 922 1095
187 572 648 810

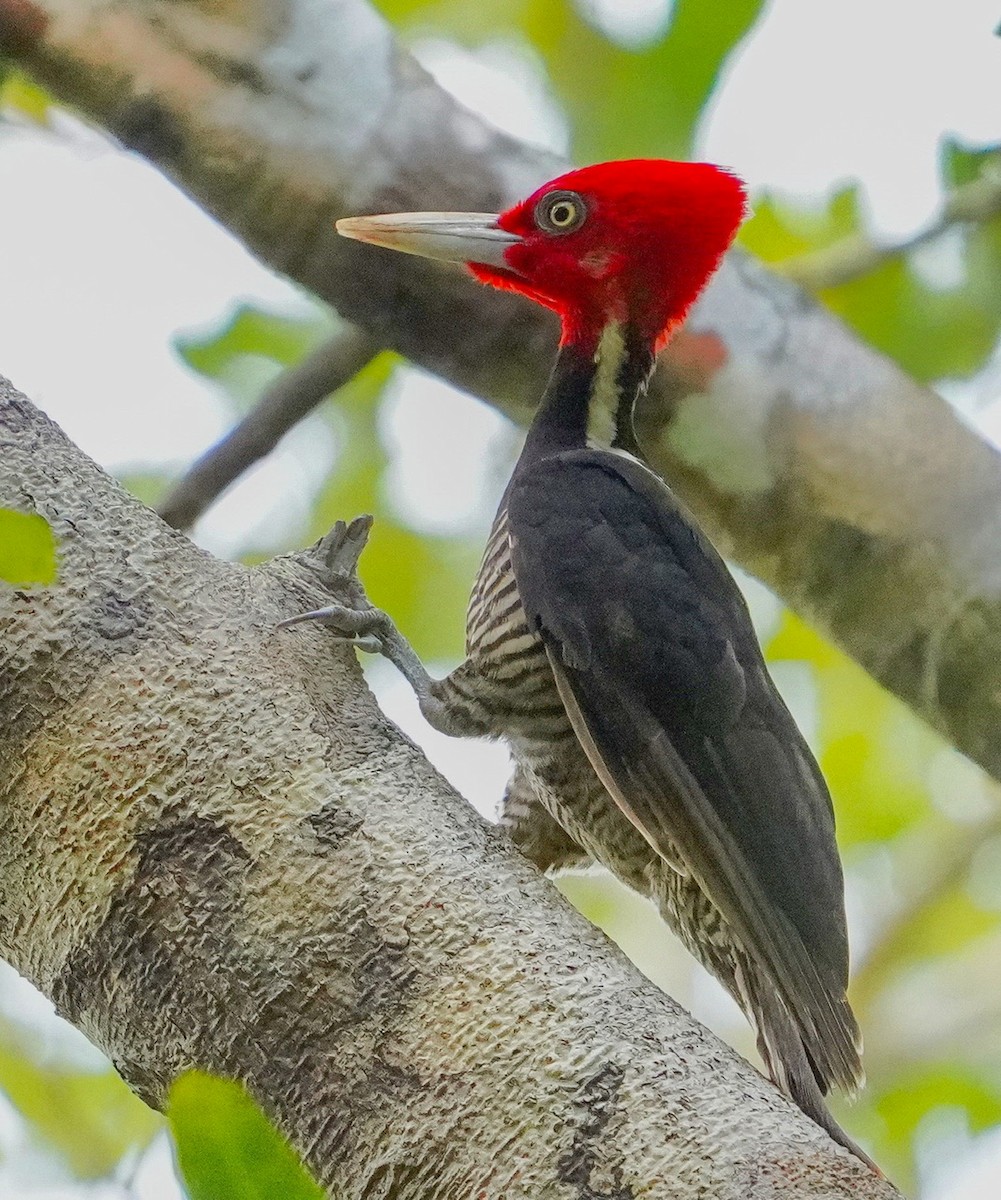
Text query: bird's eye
535 191 586 235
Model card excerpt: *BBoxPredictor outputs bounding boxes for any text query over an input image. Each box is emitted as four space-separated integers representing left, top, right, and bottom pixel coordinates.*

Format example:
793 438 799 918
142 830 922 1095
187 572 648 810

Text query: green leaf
0 509 57 586
176 305 332 407
0 1047 159 1179
823 253 998 383
168 1071 324 1200
875 1065 1001 1180
375 0 766 161
178 306 329 377
941 137 1001 188
941 140 1001 377
566 0 767 162
0 68 52 123
739 186 859 263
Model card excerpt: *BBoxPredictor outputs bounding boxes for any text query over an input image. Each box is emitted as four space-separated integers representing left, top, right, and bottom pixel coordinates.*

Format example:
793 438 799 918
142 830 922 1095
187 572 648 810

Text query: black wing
507 449 860 1091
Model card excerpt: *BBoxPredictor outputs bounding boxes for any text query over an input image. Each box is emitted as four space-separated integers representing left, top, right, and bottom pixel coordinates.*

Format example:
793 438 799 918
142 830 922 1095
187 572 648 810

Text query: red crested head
472 159 746 352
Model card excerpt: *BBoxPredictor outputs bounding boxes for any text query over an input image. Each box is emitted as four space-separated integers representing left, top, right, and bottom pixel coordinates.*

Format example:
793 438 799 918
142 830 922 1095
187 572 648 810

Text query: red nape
469 159 746 353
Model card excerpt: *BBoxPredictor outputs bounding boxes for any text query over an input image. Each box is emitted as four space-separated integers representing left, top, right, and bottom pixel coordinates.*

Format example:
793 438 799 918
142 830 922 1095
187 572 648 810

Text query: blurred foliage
944 141 1001 371
0 509 57 586
168 1072 324 1200
768 613 938 848
0 1025 159 1178
768 613 1001 1184
742 144 1001 383
877 1068 1001 1157
177 307 333 410
375 0 766 161
303 356 478 661
0 67 52 124
2 1 1001 1197
176 305 480 660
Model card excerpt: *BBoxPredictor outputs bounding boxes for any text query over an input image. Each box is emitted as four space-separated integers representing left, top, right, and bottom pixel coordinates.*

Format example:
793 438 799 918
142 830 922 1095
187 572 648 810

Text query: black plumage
507 445 863 1116
509 449 850 1003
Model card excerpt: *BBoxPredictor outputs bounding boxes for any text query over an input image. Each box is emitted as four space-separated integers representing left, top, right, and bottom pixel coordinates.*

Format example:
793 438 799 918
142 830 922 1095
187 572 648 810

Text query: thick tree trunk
3 0 1001 787
0 377 902 1196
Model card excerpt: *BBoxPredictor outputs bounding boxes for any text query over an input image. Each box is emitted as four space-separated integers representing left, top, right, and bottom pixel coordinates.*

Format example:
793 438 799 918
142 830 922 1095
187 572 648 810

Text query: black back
507 448 860 1088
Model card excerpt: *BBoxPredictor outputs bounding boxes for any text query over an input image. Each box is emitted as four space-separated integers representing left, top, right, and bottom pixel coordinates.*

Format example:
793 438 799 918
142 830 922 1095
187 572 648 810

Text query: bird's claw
280 515 385 648
330 632 384 655
278 601 386 656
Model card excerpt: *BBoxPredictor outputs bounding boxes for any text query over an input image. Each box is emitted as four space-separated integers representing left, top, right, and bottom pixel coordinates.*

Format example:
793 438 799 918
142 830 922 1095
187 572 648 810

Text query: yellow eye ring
535 190 586 234
549 201 576 226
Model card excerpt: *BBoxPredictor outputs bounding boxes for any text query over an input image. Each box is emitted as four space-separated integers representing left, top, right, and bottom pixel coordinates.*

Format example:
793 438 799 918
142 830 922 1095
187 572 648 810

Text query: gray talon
348 634 383 654
277 607 337 630
279 590 388 660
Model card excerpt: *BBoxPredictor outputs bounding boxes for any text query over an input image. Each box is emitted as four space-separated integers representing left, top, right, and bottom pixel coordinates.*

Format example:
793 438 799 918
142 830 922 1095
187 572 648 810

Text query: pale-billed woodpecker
287 160 873 1168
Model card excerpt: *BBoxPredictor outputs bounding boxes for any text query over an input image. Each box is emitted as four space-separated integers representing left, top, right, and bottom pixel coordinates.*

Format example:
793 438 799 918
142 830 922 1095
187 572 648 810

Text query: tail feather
748 976 879 1173
797 986 865 1099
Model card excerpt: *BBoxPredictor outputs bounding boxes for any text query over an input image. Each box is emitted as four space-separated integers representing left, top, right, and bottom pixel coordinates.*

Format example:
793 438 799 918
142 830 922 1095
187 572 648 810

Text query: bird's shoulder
506 447 755 708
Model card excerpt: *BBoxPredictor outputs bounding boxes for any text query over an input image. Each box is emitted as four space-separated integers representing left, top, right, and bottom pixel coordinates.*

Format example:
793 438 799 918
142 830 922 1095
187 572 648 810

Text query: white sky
0 0 999 1195
702 0 1001 236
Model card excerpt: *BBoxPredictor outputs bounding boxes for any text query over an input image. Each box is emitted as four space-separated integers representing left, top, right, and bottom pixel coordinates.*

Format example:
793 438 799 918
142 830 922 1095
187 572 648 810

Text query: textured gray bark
0 376 901 1195
4 0 1001 787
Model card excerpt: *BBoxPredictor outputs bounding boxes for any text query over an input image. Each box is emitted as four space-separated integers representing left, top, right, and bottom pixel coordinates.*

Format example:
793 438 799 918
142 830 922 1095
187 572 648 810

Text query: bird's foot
278 599 390 656
281 515 438 706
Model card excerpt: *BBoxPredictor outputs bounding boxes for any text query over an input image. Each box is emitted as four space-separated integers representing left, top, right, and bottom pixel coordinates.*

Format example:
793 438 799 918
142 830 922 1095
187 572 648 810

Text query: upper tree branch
4 0 1001 788
158 324 380 530
783 159 1001 291
0 375 900 1195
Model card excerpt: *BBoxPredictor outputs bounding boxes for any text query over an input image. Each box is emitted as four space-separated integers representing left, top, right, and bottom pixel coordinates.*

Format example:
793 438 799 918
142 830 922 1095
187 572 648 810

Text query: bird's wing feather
507 449 861 1091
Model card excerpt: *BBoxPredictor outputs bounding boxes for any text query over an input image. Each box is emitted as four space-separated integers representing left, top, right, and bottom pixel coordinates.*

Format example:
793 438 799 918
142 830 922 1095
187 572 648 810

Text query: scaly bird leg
279 517 488 737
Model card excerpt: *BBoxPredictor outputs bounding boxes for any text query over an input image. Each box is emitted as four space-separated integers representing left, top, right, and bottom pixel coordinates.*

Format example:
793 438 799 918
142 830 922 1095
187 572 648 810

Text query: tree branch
0 374 899 1194
782 158 1001 291
6 0 1001 787
158 324 380 531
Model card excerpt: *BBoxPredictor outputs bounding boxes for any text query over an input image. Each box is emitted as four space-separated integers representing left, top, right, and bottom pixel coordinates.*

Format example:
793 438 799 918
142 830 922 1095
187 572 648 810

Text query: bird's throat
521 320 653 464
586 322 628 450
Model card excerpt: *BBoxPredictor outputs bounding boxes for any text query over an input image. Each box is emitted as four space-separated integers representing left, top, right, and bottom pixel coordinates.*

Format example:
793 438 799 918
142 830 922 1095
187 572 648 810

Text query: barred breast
459 509 740 993
462 508 571 738
462 510 657 872
465 509 538 666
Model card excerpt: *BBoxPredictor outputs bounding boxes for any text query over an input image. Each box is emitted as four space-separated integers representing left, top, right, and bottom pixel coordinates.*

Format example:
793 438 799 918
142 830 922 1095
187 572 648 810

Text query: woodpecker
288 160 872 1167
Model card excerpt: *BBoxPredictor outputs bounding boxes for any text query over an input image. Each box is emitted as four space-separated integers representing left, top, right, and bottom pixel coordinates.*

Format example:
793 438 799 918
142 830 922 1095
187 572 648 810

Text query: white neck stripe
586 322 627 450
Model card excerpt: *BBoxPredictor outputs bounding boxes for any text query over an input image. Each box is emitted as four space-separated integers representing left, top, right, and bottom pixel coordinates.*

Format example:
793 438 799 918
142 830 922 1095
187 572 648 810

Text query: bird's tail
748 978 881 1174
